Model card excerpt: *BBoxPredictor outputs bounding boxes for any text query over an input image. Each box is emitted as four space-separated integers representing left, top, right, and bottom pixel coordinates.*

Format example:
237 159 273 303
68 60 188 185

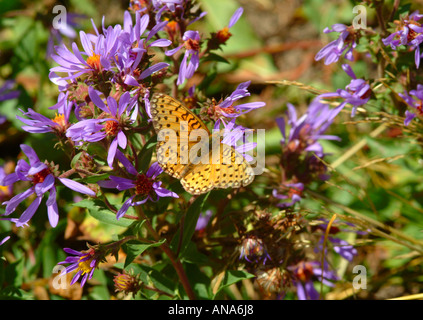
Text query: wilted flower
207 7 243 50
255 267 283 294
114 272 142 295
239 235 270 265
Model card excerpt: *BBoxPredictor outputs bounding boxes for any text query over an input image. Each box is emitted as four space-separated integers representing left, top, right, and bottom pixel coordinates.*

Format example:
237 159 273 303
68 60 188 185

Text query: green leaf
201 52 230 64
81 173 111 184
124 239 166 268
73 199 134 228
170 193 210 257
70 152 84 169
213 270 255 298
137 135 157 173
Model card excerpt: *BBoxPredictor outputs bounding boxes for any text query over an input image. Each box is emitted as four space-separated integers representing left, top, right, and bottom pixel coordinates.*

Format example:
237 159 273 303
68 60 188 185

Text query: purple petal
20 144 40 166
107 137 118 168
117 131 127 149
116 196 135 220
16 196 43 227
34 174 55 196
229 7 243 28
3 188 35 215
139 62 169 79
58 178 96 196
47 198 59 227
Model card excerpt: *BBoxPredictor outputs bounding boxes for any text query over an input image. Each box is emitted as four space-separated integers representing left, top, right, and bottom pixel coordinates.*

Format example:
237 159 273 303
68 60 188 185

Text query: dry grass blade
266 80 329 95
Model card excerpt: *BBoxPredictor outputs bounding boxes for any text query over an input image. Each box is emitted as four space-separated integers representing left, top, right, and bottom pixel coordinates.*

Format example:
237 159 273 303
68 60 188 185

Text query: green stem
135 206 196 300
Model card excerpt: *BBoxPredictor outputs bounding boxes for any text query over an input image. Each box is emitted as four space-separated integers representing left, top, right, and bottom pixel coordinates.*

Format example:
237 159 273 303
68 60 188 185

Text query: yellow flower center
78 257 94 275
86 54 102 71
52 113 66 127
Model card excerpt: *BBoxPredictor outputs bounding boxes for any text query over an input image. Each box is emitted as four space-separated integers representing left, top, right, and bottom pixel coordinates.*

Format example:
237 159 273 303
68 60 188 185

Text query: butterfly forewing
150 93 255 195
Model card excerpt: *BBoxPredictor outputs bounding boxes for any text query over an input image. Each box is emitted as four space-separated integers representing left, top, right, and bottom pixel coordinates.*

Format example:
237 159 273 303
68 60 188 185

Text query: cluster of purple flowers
273 98 342 208
314 10 423 126
382 11 423 68
0 1 269 290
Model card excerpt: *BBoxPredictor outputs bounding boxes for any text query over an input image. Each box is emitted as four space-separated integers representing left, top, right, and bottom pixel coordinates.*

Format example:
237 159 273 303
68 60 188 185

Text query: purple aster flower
288 261 339 300
99 157 178 220
315 24 358 65
211 81 266 127
209 7 243 49
318 64 371 117
115 11 171 78
66 88 136 168
327 236 358 261
165 30 201 86
57 247 100 287
17 93 73 135
195 209 212 231
277 99 342 158
0 144 95 227
274 99 341 207
50 22 121 82
398 84 423 125
382 11 423 68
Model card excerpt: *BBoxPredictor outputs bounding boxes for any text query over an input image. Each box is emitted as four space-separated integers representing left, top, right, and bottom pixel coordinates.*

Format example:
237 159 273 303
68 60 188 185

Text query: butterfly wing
209 142 255 190
150 93 210 179
180 140 255 195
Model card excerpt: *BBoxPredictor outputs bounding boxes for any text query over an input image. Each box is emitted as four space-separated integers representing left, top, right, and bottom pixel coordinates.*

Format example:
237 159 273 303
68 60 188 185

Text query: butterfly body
150 93 254 195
